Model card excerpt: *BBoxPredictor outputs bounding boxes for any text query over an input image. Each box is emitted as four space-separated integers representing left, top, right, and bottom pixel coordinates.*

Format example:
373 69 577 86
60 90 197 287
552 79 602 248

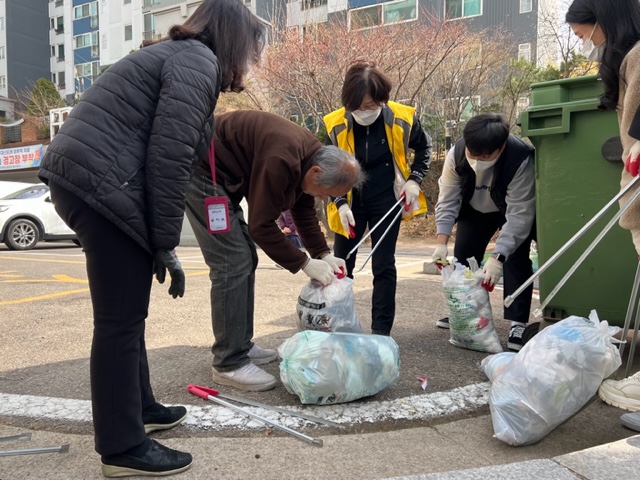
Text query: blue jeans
185 174 258 371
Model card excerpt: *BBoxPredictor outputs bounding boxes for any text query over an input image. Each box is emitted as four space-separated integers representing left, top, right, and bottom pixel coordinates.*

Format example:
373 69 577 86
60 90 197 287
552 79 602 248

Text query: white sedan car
0 183 78 250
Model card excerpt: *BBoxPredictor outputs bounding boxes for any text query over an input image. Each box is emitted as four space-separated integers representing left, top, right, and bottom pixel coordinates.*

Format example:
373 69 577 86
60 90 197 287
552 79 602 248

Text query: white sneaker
248 344 278 365
598 372 640 411
212 363 277 392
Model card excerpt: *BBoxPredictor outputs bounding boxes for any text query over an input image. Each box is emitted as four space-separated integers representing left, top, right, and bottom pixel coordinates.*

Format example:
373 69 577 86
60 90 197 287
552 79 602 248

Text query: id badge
204 196 230 234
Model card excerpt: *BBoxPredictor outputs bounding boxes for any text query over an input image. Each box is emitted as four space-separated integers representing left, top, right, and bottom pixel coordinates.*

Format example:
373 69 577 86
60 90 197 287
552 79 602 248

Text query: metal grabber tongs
0 433 69 457
504 175 640 378
346 197 406 272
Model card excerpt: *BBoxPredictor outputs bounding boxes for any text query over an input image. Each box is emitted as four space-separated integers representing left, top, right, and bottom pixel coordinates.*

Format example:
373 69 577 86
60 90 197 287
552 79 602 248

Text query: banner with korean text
0 144 44 171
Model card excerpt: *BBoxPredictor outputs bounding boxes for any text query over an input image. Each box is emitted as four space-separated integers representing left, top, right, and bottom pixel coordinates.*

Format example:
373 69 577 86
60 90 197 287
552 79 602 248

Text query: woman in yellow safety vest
324 60 432 336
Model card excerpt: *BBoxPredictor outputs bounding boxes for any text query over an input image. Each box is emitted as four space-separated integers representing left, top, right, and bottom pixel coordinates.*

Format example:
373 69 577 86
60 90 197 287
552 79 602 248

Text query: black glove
153 249 185 299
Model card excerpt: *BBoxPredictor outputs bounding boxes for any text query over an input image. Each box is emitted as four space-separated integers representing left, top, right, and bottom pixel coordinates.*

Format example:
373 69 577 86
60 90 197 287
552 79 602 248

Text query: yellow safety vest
324 101 428 238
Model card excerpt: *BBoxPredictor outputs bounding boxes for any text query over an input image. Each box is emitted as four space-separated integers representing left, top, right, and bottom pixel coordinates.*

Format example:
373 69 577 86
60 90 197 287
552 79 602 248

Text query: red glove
625 140 640 177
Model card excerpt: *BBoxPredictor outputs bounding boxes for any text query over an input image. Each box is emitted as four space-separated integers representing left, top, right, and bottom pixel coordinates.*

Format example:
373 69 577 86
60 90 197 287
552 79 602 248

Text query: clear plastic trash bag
296 277 362 333
441 258 503 353
278 330 400 405
488 310 621 446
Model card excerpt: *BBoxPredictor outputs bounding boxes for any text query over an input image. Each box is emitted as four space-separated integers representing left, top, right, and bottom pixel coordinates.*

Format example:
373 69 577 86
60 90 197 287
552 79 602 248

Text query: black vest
454 135 534 215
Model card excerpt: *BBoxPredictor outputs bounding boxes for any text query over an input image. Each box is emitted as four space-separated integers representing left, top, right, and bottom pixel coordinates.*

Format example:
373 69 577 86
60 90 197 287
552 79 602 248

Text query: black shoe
507 325 526 351
372 329 391 336
436 317 450 329
143 405 187 434
101 439 192 477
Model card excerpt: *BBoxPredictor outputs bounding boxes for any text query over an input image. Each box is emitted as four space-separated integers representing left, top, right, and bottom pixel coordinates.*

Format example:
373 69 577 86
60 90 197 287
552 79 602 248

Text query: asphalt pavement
0 240 638 479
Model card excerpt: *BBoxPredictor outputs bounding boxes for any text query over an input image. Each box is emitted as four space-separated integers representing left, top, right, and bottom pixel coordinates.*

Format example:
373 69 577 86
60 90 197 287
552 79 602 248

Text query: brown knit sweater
618 41 640 254
196 110 327 272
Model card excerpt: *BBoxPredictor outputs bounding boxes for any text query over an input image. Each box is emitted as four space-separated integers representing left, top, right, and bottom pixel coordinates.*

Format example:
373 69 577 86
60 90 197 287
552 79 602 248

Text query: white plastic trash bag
296 277 362 333
489 311 621 446
441 258 503 353
481 352 516 382
278 330 400 405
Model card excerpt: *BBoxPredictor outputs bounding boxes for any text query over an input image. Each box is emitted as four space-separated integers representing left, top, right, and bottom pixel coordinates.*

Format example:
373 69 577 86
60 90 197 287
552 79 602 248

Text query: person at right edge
431 113 536 352
324 60 431 337
37 0 265 477
566 0 640 434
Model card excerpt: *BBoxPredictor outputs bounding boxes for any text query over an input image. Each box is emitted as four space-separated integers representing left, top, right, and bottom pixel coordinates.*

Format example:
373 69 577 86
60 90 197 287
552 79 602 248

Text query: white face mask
581 23 605 62
351 107 382 126
467 157 498 173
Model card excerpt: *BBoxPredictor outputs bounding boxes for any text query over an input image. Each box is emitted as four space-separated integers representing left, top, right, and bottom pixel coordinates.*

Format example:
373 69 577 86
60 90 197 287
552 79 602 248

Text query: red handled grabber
188 384 324 447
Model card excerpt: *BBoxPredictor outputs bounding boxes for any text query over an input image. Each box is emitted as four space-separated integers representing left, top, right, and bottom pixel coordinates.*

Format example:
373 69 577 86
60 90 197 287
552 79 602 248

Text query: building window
383 0 418 24
52 73 57 84
0 17 4 30
520 0 532 14
518 43 531 62
0 46 4 60
59 72 66 88
0 76 6 89
301 0 327 10
75 31 99 48
58 44 65 61
124 0 131 4
350 0 417 29
124 24 132 41
74 1 98 20
446 0 481 19
53 16 64 33
75 61 100 82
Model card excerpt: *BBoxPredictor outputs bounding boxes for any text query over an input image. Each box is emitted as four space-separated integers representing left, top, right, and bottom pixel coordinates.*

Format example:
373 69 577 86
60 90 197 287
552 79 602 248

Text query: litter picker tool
0 433 69 457
188 384 324 447
504 175 640 308
201 389 340 427
355 204 405 273
345 197 404 260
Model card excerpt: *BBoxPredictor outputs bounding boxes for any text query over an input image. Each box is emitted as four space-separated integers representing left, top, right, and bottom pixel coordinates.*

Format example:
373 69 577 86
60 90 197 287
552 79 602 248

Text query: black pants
334 192 402 333
454 205 536 323
49 182 156 456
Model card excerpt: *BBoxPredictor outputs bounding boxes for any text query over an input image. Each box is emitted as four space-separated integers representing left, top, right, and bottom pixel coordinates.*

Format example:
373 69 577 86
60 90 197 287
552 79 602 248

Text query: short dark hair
340 61 392 111
144 0 265 93
463 114 510 156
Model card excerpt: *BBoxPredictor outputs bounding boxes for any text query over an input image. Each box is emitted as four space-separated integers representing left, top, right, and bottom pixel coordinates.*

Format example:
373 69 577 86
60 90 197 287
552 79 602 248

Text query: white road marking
0 383 489 431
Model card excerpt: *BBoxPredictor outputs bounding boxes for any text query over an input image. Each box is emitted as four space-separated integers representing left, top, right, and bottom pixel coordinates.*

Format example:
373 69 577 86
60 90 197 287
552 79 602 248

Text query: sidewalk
0 245 637 479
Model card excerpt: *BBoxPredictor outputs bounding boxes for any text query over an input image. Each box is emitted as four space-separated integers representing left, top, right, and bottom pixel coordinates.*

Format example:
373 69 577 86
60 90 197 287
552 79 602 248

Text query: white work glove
431 244 449 268
302 258 334 285
482 256 503 292
400 180 421 208
321 253 346 277
338 204 355 238
626 140 640 177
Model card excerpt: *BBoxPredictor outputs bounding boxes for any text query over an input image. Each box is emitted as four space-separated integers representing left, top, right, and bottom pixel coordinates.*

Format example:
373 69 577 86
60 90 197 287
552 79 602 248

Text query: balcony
56 56 65 62
54 27 64 34
142 31 161 42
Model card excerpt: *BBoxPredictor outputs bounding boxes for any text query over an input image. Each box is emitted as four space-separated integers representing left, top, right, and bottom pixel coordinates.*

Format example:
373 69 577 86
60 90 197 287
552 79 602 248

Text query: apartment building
288 0 558 67
1 0 50 105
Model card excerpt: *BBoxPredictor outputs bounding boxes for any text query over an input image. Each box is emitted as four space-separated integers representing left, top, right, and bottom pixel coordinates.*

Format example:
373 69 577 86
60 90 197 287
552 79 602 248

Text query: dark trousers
454 205 536 323
49 182 156 456
333 193 402 333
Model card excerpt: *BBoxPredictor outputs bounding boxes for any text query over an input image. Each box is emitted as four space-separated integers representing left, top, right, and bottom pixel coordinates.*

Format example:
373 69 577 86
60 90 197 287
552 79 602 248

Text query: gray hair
311 145 366 190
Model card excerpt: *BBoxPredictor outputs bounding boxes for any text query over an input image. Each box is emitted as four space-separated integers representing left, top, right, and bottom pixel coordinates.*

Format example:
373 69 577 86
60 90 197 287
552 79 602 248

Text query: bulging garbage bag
441 258 503 353
278 330 400 405
489 310 621 446
296 277 362 333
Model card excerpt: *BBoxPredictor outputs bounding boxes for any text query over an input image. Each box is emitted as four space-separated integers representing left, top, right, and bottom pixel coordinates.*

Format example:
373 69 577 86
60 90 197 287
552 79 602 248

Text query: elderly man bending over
186 110 364 391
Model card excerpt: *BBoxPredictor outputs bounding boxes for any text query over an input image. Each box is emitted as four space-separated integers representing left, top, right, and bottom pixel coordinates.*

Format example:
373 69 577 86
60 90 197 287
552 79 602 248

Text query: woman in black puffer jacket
38 0 265 476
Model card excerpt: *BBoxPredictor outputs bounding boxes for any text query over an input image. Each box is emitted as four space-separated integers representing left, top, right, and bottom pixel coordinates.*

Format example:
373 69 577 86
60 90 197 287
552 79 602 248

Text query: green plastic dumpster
519 75 636 327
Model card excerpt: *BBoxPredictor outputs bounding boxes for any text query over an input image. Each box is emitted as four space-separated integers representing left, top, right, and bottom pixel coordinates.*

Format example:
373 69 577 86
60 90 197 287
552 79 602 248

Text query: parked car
0 183 79 250
0 181 34 198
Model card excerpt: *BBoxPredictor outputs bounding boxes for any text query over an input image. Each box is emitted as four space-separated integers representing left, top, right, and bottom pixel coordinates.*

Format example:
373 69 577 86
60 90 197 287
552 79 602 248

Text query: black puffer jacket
39 39 220 253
